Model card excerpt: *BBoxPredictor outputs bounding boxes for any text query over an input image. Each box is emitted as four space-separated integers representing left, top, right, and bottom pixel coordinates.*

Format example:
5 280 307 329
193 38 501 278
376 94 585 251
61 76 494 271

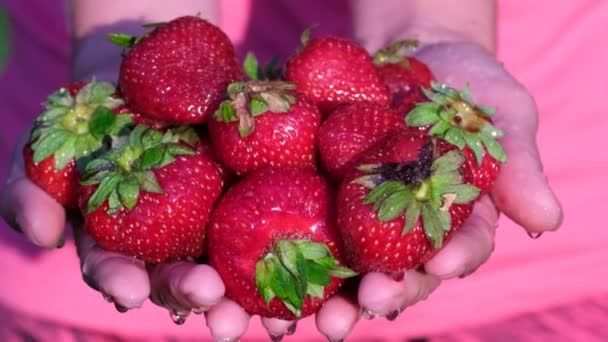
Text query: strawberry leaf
462 133 485 165
32 130 70 164
305 260 331 286
138 171 164 194
378 189 413 222
420 203 450 248
139 146 164 170
403 200 421 235
250 98 268 117
87 173 120 213
306 283 324 299
329 266 358 278
479 133 507 163
107 33 137 48
89 107 117 139
255 259 276 305
118 177 140 210
256 239 356 317
444 127 466 149
243 52 261 80
405 103 441 127
53 136 77 170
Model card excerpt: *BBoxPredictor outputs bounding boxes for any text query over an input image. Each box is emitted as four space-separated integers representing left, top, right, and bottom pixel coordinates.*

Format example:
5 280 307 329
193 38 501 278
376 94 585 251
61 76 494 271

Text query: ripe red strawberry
318 102 406 181
208 80 321 176
24 81 133 208
208 167 356 319
285 34 390 115
337 132 480 273
79 125 223 263
374 40 435 115
113 16 243 124
405 82 507 193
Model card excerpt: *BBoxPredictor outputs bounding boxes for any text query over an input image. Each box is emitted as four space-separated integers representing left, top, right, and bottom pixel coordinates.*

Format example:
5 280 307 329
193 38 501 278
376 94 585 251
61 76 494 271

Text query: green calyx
243 52 282 81
255 239 357 317
81 124 195 215
405 81 507 165
373 39 419 67
354 142 480 249
29 80 132 172
214 80 297 137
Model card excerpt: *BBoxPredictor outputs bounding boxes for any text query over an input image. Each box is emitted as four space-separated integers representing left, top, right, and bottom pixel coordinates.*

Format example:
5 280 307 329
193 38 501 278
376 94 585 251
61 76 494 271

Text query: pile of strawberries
24 16 506 320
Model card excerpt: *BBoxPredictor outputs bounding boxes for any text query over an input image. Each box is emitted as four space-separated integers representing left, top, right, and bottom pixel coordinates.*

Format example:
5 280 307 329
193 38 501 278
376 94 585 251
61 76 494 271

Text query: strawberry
78 125 223 263
208 167 356 319
374 40 435 115
285 34 390 115
112 16 243 124
318 102 406 181
208 80 321 176
337 132 480 273
24 81 133 208
405 82 507 192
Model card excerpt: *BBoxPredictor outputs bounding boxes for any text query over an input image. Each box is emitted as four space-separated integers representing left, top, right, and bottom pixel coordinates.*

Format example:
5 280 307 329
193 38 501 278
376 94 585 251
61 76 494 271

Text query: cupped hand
313 41 563 341
0 130 226 326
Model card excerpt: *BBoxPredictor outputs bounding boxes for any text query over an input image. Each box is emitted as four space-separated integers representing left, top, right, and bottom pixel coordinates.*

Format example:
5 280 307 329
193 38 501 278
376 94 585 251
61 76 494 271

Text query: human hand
0 130 227 325
307 41 564 341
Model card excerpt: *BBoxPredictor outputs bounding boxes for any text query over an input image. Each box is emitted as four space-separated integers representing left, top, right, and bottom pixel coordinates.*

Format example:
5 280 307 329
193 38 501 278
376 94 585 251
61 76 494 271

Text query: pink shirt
0 0 606 340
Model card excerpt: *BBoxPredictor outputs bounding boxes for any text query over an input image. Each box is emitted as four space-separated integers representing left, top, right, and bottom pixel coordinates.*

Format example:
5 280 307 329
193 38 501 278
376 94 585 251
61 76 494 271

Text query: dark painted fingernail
170 311 188 325
56 236 65 249
286 322 297 335
386 309 401 321
527 232 543 239
115 303 128 313
328 339 344 342
269 334 283 342
102 293 113 303
390 271 406 282
361 308 377 320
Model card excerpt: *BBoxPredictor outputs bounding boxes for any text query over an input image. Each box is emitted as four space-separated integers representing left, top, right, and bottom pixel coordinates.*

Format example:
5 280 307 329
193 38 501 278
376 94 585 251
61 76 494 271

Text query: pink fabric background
0 0 606 340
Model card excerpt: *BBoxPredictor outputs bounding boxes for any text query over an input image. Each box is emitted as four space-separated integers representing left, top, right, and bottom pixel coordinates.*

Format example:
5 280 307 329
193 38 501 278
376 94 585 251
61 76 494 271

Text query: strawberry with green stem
208 78 321 176
406 81 507 192
111 16 243 124
208 167 356 319
374 40 435 115
337 132 480 273
79 124 223 263
24 81 133 208
285 32 390 115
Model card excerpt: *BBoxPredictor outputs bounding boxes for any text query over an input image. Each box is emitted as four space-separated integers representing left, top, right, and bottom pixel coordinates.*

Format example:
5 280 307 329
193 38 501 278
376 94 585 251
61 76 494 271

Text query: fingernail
192 306 209 315
361 308 378 320
386 308 401 321
56 236 65 249
102 293 113 303
527 232 543 239
170 310 189 325
115 303 128 313
213 338 238 342
390 271 406 282
286 322 297 335
328 339 344 342
269 334 283 342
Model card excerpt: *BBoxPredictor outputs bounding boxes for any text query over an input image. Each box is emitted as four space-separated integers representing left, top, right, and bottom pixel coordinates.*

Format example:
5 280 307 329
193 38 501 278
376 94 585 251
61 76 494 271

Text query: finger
316 294 359 342
149 261 225 318
424 196 498 279
205 298 250 342
261 317 296 341
358 270 440 319
490 104 563 234
0 178 65 247
74 228 150 310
